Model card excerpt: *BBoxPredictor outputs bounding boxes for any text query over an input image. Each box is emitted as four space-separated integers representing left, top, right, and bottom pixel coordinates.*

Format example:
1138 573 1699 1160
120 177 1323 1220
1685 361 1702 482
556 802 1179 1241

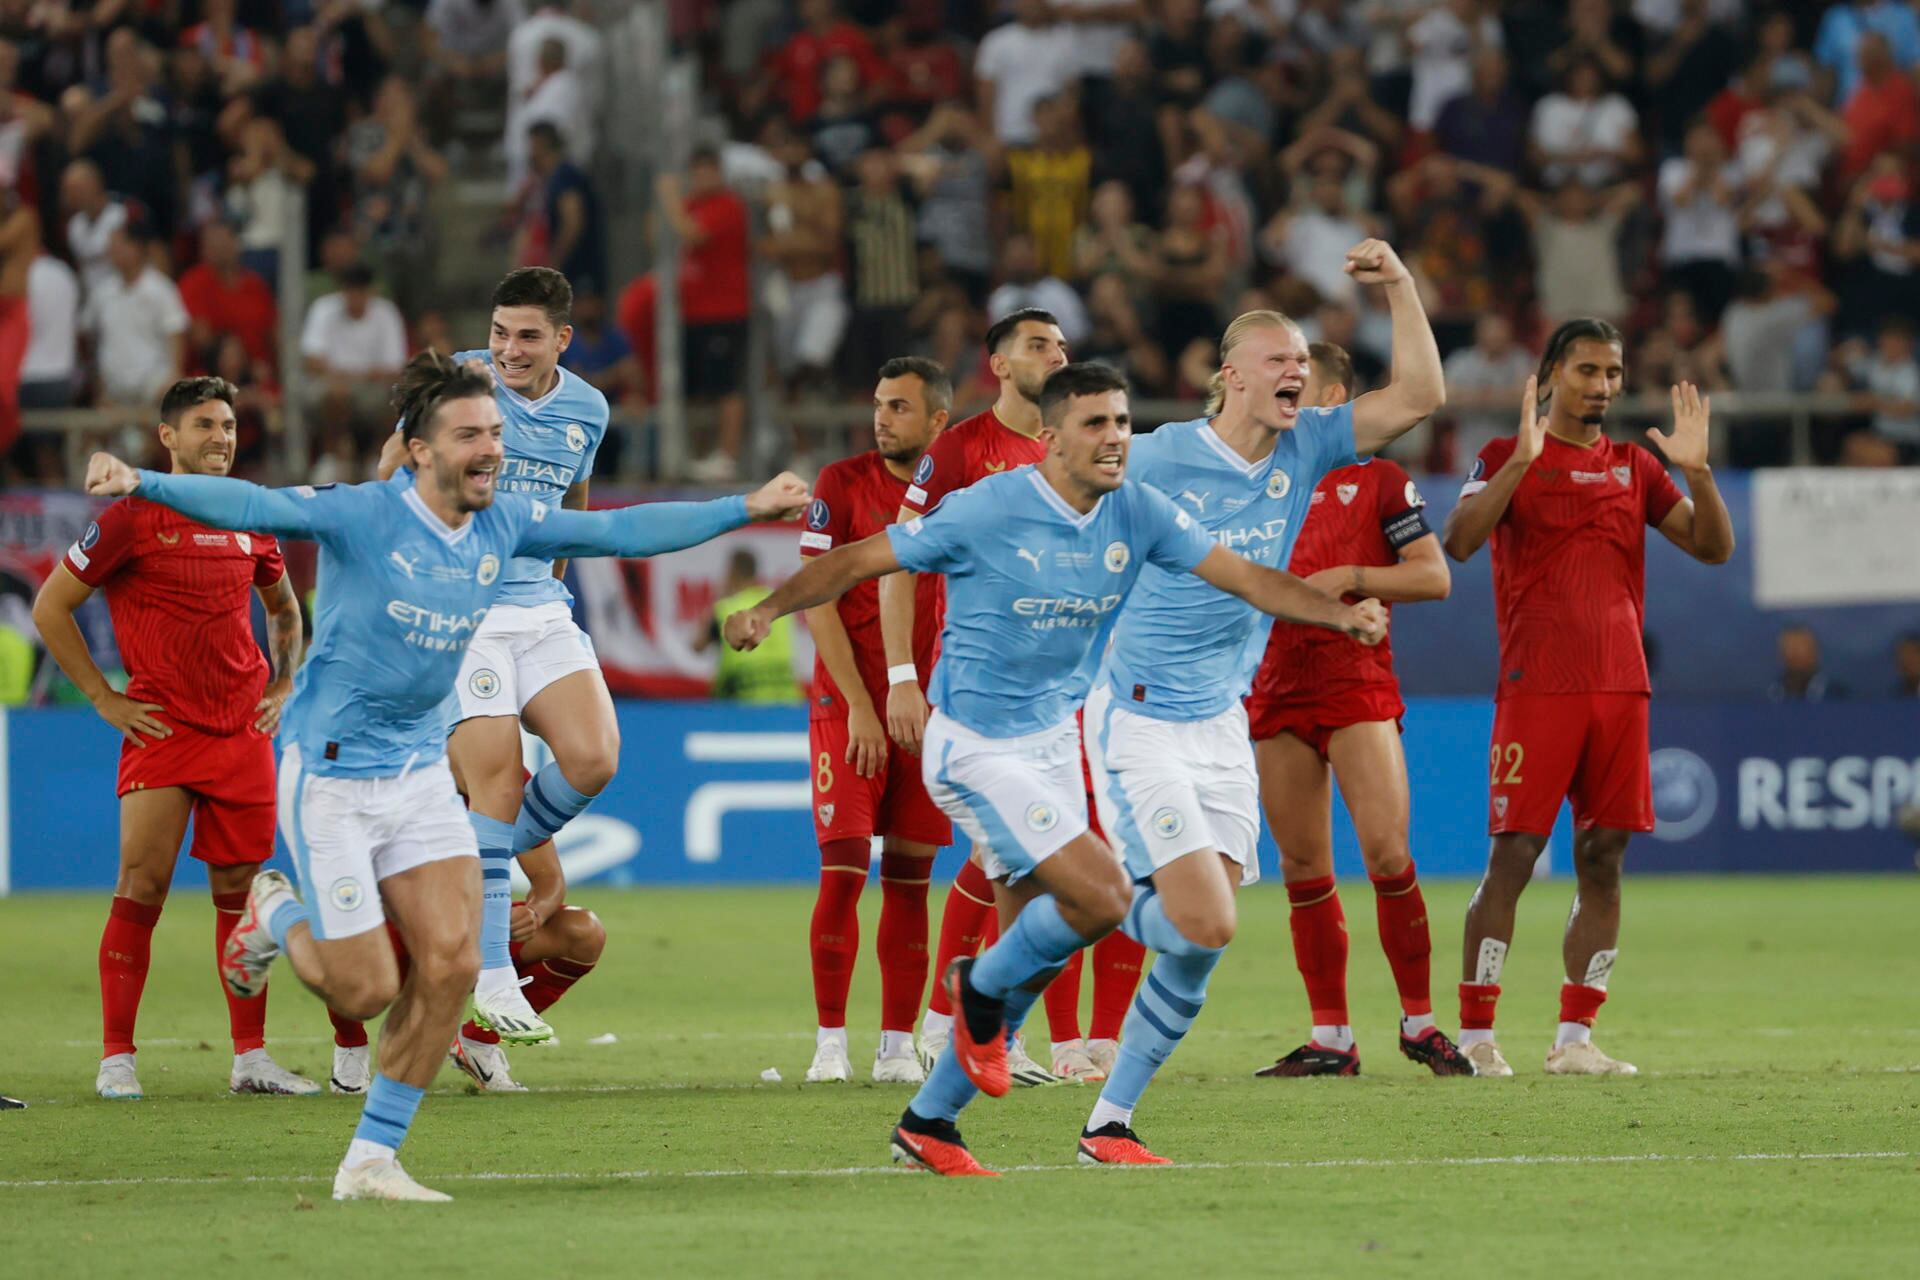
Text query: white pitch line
1 1150 1910 1191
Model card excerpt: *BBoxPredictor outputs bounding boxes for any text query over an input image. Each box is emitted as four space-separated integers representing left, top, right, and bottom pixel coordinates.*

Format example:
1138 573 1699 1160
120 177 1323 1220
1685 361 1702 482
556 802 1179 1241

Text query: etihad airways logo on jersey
498 457 576 489
386 600 491 651
1209 517 1290 549
1012 593 1123 628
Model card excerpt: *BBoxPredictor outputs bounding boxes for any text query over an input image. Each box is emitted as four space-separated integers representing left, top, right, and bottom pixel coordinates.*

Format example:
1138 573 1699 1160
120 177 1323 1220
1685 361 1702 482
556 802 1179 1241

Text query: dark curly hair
159 376 237 424
392 350 495 441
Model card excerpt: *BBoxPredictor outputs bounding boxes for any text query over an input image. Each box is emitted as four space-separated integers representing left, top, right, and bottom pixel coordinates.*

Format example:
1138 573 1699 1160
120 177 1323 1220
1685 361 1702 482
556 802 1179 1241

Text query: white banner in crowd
1752 468 1920 608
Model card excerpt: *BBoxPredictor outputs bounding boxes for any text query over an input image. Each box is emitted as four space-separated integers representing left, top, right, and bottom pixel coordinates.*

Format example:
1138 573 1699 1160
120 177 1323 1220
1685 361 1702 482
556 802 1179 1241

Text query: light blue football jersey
1103 407 1360 722
135 469 746 777
453 349 609 607
886 467 1214 738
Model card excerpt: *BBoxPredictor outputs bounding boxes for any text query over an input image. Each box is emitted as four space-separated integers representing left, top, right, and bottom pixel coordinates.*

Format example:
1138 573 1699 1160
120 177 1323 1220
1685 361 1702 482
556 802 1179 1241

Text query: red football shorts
1245 683 1406 760
116 721 277 866
1488 692 1652 836
809 717 953 847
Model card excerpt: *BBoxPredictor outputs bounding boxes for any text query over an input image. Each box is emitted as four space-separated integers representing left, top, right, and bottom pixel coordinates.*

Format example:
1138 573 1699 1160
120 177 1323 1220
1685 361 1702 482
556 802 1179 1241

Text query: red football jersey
1253 458 1431 703
1462 434 1683 699
65 497 286 736
801 450 943 721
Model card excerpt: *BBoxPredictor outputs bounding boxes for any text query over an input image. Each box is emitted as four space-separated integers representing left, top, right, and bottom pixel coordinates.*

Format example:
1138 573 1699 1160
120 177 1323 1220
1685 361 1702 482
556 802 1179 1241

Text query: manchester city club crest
330 878 365 911
566 423 587 452
1025 802 1058 833
470 668 501 698
1104 542 1130 572
1152 807 1185 839
1267 470 1292 499
477 554 500 585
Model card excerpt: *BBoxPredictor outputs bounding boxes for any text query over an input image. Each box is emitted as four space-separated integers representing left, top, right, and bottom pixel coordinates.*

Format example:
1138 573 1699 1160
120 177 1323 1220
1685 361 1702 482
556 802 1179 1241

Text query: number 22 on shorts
1489 741 1525 785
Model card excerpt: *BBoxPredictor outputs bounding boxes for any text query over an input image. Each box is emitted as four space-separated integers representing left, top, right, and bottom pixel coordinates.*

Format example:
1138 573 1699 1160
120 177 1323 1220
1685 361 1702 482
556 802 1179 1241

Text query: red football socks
1459 982 1502 1031
1369 864 1433 1019
925 859 995 1018
1287 875 1349 1028
876 852 932 1033
212 890 266 1054
100 896 161 1057
1089 930 1145 1041
809 839 870 1029
1042 948 1085 1042
1559 981 1607 1027
329 1008 370 1048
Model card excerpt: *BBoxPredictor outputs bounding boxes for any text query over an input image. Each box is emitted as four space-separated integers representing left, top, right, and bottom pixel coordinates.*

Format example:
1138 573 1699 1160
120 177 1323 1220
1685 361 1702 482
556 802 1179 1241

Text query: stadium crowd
632 0 1920 478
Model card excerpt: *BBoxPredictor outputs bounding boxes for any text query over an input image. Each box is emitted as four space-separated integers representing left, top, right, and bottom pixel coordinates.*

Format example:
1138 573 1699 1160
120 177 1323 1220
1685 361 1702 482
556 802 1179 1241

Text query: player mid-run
1442 321 1733 1077
800 356 953 1085
378 268 613 1046
725 362 1385 1175
88 352 808 1200
1244 340 1468 1080
35 377 315 1100
1080 239 1447 1164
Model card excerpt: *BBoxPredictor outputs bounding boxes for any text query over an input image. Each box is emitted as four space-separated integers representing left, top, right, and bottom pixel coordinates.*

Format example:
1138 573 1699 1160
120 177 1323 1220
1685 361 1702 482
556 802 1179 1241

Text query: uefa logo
913 454 935 485
330 878 365 911
806 498 830 531
1650 747 1717 842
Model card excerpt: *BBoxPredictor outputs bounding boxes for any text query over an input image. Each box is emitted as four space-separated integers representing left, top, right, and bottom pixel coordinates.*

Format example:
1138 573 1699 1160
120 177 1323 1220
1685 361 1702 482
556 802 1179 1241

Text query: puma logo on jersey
983 459 1008 473
389 550 419 579
1178 489 1210 513
1015 547 1044 573
156 531 179 545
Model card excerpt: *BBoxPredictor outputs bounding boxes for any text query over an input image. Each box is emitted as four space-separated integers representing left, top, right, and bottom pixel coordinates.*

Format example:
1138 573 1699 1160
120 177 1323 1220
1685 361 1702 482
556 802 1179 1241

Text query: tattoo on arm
263 578 304 681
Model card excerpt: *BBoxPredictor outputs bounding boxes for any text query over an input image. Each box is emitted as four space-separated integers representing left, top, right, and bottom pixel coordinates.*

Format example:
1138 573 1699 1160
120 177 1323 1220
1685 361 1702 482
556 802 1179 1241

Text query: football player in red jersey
798 356 954 1085
1245 342 1471 1079
32 376 311 1100
1442 319 1734 1077
880 311 1145 1084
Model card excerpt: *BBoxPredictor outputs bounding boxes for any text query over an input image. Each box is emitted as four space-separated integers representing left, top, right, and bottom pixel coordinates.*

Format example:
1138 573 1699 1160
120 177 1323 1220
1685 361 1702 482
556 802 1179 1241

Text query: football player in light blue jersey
724 363 1385 1175
88 353 809 1201
1078 240 1447 1161
376 268 623 1049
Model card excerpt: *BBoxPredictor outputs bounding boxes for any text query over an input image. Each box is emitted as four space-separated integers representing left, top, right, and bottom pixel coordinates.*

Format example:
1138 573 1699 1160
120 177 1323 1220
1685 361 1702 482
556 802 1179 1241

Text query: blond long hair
1204 310 1300 417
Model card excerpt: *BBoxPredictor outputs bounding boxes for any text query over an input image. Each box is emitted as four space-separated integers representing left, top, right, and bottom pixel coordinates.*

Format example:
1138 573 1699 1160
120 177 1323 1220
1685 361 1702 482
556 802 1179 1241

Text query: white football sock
1459 1028 1495 1048
1401 1013 1437 1037
878 1030 913 1059
1555 1022 1592 1048
344 1138 395 1168
815 1025 848 1049
473 965 520 999
921 1009 953 1038
1086 1096 1133 1132
1311 1024 1354 1052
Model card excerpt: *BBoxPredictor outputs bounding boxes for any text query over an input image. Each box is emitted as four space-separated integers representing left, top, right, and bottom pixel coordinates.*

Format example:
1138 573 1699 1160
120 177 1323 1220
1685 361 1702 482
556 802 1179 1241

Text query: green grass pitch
3 875 1917 1278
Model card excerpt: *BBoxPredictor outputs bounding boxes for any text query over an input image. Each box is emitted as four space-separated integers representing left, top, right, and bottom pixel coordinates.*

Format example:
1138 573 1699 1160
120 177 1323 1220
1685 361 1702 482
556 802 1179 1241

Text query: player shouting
87 352 808 1201
34 377 313 1101
885 309 1141 1083
377 268 611 1047
1080 240 1446 1163
1244 341 1468 1079
800 357 953 1085
726 362 1384 1175
1442 320 1733 1077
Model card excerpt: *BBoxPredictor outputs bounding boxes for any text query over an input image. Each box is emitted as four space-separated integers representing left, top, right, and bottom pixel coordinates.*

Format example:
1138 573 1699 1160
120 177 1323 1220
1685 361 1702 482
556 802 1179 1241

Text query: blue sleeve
1136 483 1213 573
512 494 749 560
885 486 979 575
1314 402 1361 471
135 471 353 546
1813 11 1845 71
1124 429 1171 494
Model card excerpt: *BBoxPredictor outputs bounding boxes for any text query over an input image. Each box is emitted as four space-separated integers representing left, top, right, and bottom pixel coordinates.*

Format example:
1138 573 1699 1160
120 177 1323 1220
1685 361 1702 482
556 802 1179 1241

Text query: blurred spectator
1405 0 1501 133
84 223 186 409
522 120 605 298
1838 33 1919 180
558 290 639 411
1433 48 1528 175
1893 633 1920 697
871 15 966 129
1831 154 1920 339
299 260 407 426
1081 37 1168 224
248 26 345 251
1054 0 1141 80
22 248 78 410
1514 179 1636 326
1006 94 1092 282
761 131 847 392
841 146 919 387
211 331 277 476
1838 427 1902 466
511 37 594 191
1386 152 1511 348
987 230 1090 347
1305 299 1384 391
1658 122 1744 323
66 29 177 241
898 106 994 302
1634 290 1729 394
1544 0 1638 88
1814 1 1920 107
1736 79 1843 273
1442 312 1535 463
347 77 449 314
182 0 269 92
808 54 881 177
1142 184 1225 360
225 116 314 288
1149 0 1211 113
760 0 884 125
0 189 30 455
975 0 1077 146
1644 1 1744 155
1075 179 1155 293
1529 58 1639 189
423 0 524 140
177 219 277 369
1846 316 1920 455
1721 263 1834 395
1292 47 1403 157
59 159 127 303
1079 270 1168 392
1769 624 1845 701
1265 148 1374 310
696 549 800 704
508 1 605 151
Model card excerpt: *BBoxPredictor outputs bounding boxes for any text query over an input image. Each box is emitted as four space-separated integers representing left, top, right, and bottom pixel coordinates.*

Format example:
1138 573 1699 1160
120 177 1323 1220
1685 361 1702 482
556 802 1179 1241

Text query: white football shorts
454 601 601 721
922 708 1089 883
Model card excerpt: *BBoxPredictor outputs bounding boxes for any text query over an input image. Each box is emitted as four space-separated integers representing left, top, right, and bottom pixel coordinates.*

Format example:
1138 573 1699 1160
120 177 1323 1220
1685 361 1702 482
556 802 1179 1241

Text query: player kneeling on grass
1243 343 1471 1079
726 363 1385 1175
329 838 602 1094
34 376 316 1101
83 352 807 1201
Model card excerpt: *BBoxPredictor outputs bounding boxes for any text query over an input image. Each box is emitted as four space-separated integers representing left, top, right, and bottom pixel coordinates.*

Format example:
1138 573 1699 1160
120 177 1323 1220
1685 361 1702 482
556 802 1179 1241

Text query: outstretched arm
725 534 902 652
515 474 809 561
1443 378 1545 562
1347 239 1446 455
88 454 347 544
1188 546 1387 644
1647 382 1735 565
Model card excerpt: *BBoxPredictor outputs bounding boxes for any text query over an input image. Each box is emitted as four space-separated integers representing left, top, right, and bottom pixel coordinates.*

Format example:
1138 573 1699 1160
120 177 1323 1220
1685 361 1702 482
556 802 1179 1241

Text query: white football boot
1545 1040 1638 1076
805 1036 853 1083
1086 1037 1120 1077
230 1048 321 1095
1050 1038 1107 1083
1463 1040 1514 1077
95 1053 142 1100
1006 1034 1062 1087
916 1021 950 1074
872 1044 925 1084
469 977 553 1046
448 1033 528 1092
332 1158 452 1203
329 1045 371 1095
